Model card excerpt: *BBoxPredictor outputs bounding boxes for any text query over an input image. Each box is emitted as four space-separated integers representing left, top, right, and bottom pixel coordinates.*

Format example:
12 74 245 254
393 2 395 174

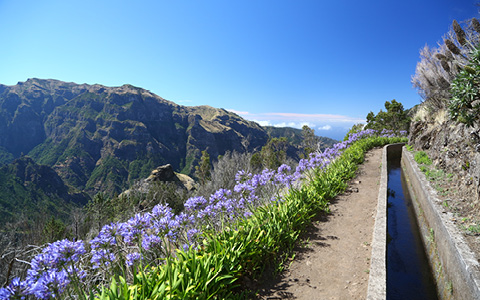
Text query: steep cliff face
409 106 480 220
0 79 268 195
0 156 88 227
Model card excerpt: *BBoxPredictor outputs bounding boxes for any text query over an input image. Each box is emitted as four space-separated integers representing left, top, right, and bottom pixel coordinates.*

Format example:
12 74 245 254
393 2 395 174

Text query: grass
411 149 455 197
463 223 480 235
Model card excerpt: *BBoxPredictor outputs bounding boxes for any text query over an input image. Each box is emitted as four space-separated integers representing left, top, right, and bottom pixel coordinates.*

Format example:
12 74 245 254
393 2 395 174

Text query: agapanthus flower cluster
0 240 87 300
0 129 404 300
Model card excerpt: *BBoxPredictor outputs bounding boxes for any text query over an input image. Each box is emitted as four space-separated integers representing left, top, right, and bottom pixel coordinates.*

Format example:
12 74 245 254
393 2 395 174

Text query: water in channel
386 157 439 300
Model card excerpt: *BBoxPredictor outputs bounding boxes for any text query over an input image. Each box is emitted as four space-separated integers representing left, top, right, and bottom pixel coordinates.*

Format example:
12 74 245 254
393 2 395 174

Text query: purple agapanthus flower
125 252 142 267
235 170 251 183
90 249 116 269
151 203 174 219
90 222 125 250
142 234 162 251
27 269 70 299
26 239 86 285
0 277 27 300
117 213 151 245
184 196 208 212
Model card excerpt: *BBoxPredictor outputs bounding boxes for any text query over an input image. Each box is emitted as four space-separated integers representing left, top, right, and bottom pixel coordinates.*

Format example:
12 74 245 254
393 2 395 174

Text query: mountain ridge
0 78 269 196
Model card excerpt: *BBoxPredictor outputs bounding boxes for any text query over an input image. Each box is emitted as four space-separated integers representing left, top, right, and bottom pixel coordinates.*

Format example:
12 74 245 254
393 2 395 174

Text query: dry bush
194 151 254 198
412 18 480 110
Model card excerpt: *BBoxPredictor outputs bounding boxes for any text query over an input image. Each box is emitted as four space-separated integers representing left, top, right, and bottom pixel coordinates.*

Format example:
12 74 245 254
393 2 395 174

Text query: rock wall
409 112 480 219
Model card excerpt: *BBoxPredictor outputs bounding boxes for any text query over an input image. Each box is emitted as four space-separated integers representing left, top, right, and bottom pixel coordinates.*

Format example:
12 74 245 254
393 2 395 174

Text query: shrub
448 46 480 126
414 151 432 165
195 151 254 198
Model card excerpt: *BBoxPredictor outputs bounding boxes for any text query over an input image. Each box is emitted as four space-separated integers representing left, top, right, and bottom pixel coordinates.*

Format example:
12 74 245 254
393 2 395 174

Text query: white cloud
253 120 272 127
226 109 364 140
226 108 250 115
318 125 332 130
177 99 193 104
228 110 365 124
261 112 365 124
273 122 295 128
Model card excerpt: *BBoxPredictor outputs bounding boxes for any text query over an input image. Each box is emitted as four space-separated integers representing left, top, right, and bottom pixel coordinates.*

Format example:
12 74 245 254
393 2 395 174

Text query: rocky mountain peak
0 79 268 196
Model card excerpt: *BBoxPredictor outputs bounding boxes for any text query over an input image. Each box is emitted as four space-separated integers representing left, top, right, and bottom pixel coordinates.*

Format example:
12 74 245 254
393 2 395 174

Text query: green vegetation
251 137 290 170
301 125 318 157
181 154 195 175
29 138 70 166
86 156 128 192
264 126 305 145
195 150 211 185
0 157 85 249
344 100 410 143
365 99 410 133
127 158 156 184
264 125 337 153
465 224 480 235
0 146 14 166
43 216 70 243
343 123 364 141
414 151 432 165
411 149 457 201
449 46 480 126
413 151 450 183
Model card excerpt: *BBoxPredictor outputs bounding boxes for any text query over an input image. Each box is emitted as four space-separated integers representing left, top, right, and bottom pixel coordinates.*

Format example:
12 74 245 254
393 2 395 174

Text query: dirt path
257 148 383 300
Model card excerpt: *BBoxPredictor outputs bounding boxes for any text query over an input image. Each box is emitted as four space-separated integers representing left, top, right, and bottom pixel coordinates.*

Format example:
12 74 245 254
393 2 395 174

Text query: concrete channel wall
366 144 389 300
366 144 480 299
402 146 480 300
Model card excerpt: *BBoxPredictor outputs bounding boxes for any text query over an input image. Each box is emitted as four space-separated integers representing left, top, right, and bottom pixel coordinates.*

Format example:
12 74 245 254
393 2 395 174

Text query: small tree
259 137 289 170
43 216 69 243
365 99 410 132
250 152 263 171
448 47 480 126
86 193 113 231
195 150 211 185
301 125 319 157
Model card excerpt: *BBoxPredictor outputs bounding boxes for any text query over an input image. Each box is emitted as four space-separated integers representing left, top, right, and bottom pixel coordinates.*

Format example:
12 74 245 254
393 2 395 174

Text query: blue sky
0 0 478 140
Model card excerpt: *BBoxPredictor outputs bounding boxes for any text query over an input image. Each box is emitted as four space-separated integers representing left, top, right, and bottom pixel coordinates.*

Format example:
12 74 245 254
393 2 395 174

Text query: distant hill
0 156 88 228
264 126 338 151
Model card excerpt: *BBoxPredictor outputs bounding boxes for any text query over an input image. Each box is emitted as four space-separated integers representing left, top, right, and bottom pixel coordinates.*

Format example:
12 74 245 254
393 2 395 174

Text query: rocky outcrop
120 164 195 200
146 164 195 191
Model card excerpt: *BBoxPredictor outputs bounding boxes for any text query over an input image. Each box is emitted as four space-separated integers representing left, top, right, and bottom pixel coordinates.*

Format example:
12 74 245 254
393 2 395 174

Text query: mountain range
0 79 274 193
0 78 337 227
